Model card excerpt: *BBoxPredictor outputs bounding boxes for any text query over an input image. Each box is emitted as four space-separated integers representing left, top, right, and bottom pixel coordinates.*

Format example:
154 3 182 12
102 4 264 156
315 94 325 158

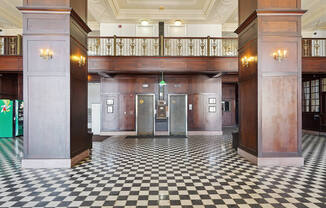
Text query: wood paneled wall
222 84 237 127
302 74 326 132
88 56 238 74
70 15 90 157
1 55 325 74
0 73 23 100
100 74 222 132
236 0 304 158
20 0 91 164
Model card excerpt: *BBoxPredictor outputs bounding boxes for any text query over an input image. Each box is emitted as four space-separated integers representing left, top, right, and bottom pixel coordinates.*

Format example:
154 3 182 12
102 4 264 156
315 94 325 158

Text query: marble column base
22 149 89 169
238 148 304 167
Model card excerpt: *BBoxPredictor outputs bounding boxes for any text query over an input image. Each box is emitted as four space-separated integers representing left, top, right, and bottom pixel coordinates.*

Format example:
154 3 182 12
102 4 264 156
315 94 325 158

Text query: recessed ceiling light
141 20 149 26
174 20 182 26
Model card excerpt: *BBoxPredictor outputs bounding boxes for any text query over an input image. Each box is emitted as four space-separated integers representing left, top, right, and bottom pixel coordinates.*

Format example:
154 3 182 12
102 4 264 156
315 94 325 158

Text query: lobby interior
0 0 325 207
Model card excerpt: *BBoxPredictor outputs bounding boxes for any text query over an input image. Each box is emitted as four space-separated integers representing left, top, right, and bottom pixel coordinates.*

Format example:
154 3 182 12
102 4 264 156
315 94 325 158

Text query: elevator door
169 94 188 136
136 94 155 136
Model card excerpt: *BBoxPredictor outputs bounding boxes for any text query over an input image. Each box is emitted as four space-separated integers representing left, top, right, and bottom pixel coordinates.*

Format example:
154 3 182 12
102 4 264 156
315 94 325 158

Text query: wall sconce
273 49 288 62
241 56 256 67
40 49 53 60
71 55 86 67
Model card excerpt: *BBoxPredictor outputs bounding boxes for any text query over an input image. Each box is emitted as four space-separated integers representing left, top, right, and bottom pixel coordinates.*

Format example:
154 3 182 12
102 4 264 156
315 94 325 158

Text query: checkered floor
0 132 325 208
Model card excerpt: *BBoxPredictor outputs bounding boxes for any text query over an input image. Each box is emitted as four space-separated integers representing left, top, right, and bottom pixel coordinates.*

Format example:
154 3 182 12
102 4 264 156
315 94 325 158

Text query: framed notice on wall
208 98 216 104
107 106 113 113
208 106 216 113
106 99 114 105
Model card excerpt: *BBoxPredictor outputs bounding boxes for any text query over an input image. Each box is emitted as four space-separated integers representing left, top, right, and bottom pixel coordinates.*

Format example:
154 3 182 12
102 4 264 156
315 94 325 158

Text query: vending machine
0 99 24 138
14 100 24 136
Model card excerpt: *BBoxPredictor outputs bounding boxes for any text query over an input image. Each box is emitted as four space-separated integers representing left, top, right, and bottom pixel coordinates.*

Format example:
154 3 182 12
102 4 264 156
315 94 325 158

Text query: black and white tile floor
0 132 325 208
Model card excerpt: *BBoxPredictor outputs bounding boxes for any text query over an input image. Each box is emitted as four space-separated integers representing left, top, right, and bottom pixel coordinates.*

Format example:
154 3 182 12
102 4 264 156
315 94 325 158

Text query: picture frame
107 106 113 113
106 99 114 105
208 98 216 104
209 106 216 113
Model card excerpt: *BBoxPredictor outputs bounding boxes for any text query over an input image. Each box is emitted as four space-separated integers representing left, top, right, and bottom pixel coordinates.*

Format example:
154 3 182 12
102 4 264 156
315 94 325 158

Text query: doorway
136 94 155 137
168 94 188 137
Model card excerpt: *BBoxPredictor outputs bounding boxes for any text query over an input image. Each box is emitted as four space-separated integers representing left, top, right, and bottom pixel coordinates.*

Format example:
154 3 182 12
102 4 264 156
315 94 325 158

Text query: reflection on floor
0 133 325 208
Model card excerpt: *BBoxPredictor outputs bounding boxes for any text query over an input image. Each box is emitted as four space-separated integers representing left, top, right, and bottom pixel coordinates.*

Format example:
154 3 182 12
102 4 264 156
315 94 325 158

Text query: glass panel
303 81 311 112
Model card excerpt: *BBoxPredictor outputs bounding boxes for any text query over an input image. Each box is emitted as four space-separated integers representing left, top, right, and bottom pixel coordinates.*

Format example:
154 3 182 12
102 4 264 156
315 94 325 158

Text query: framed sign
208 98 216 104
208 106 216 113
107 106 113 113
106 99 114 105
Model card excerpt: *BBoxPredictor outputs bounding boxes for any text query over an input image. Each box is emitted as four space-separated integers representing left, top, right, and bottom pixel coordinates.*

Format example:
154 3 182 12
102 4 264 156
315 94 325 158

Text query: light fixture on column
159 72 167 86
174 20 183 26
241 56 256 68
40 49 54 60
273 49 288 62
71 55 86 67
141 20 149 26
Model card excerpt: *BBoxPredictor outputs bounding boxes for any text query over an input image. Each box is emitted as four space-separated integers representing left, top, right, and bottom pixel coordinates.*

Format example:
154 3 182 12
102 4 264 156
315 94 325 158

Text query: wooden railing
0 36 22 56
88 36 238 57
88 36 160 56
1 36 326 58
303 38 326 57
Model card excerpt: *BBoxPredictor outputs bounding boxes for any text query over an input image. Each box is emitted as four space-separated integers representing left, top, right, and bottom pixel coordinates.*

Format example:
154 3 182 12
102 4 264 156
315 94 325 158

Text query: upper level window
311 80 319 112
322 78 326 92
303 81 310 112
303 79 320 113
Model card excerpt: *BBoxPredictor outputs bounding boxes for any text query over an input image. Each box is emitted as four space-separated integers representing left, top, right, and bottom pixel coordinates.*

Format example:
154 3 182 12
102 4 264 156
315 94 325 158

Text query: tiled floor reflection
0 133 325 208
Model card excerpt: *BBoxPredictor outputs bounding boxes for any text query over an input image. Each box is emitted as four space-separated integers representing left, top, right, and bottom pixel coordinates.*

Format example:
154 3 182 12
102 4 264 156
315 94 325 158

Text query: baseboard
238 148 304 167
71 149 89 166
22 149 90 169
188 131 223 136
22 158 71 168
100 131 136 136
302 129 326 136
100 131 223 136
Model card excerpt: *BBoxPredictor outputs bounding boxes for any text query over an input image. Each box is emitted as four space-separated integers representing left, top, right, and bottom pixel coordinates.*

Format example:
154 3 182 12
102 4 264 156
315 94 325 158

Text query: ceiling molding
107 0 120 17
0 5 22 28
202 0 216 17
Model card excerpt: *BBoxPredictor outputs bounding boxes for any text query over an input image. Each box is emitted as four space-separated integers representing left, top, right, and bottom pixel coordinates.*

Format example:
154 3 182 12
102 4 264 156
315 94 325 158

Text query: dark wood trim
302 57 326 73
88 56 238 74
0 56 23 72
70 9 91 34
1 55 325 74
238 145 258 156
235 9 306 35
256 9 307 15
17 7 71 12
235 11 257 35
70 35 88 51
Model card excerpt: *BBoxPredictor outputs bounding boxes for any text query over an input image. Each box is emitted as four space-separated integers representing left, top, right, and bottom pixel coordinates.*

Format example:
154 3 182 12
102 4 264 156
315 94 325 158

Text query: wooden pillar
19 0 91 168
235 0 305 166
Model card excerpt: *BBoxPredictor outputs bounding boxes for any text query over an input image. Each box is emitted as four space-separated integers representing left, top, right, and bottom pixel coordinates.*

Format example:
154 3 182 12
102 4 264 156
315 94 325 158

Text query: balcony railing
302 38 326 57
88 36 238 57
0 36 22 56
1 36 326 58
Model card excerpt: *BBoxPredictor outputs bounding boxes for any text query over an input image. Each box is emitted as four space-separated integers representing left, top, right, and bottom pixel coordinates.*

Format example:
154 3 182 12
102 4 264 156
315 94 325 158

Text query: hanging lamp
159 72 167 86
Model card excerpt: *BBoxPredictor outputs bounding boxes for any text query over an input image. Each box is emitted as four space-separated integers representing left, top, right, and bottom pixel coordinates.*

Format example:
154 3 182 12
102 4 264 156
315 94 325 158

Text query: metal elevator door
169 94 188 137
136 94 155 137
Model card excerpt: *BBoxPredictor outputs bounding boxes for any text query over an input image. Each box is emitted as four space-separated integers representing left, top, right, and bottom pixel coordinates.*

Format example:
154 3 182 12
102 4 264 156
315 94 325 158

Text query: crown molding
107 0 120 17
202 0 216 17
104 0 216 21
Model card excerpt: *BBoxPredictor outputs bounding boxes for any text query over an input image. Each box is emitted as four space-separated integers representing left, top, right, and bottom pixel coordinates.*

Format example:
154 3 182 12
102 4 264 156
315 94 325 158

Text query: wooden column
235 0 305 166
19 0 91 168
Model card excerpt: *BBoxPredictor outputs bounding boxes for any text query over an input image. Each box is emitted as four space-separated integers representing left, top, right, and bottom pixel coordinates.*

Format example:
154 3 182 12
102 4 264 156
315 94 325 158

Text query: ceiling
88 0 238 25
0 0 326 33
